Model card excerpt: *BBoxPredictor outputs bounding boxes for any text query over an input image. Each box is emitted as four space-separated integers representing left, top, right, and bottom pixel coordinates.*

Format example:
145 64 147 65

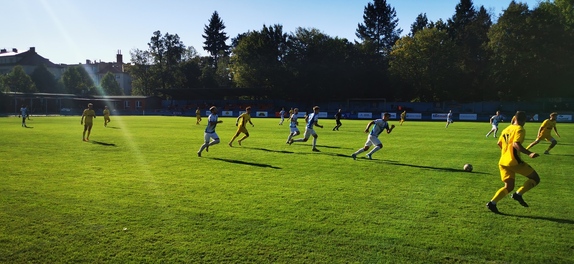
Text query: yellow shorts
499 163 535 181
104 116 110 121
536 133 554 142
236 126 248 134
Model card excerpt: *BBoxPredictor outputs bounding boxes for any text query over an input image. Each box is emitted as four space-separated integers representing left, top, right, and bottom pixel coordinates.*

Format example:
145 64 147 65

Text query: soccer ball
463 164 473 172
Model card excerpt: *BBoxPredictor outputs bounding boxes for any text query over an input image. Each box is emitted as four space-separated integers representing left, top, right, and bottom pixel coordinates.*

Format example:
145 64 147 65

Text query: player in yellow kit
399 110 406 126
103 106 111 127
229 106 254 147
81 103 96 141
526 112 560 154
486 111 540 214
195 107 202 125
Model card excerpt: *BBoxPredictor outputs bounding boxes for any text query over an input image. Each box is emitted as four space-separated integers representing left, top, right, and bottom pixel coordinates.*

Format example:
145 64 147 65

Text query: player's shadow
24 126 34 129
243 147 294 154
501 213 574 224
91 140 117 147
383 160 491 174
210 157 281 169
106 126 121 129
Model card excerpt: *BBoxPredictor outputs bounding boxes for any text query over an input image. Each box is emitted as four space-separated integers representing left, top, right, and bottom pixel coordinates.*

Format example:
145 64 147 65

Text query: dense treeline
2 0 573 103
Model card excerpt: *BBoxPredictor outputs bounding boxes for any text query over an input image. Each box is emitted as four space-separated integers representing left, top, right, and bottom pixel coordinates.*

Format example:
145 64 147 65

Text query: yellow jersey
498 124 525 166
237 113 251 128
83 109 96 123
103 109 110 117
196 109 201 116
539 119 556 137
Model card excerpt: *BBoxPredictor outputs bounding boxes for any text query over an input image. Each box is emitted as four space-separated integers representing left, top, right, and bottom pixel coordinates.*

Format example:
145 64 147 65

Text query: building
0 47 64 79
67 50 132 95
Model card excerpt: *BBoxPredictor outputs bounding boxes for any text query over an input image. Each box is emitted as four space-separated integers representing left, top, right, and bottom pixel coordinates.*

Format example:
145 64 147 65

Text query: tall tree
128 48 158 96
100 72 123 95
230 24 289 96
356 0 402 56
148 30 186 90
202 11 230 69
410 13 429 36
3 66 37 93
30 64 58 93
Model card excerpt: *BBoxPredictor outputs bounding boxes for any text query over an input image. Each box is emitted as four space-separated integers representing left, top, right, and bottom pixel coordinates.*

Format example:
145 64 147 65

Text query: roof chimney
116 50 123 64
12 48 18 53
29 47 36 53
0 49 6 54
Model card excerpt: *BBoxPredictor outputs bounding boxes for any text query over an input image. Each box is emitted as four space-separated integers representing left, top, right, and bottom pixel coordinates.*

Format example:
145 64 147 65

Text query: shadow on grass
382 160 491 174
501 213 574 224
288 143 351 150
210 157 281 169
90 140 117 147
24 126 34 129
105 126 121 129
243 147 294 154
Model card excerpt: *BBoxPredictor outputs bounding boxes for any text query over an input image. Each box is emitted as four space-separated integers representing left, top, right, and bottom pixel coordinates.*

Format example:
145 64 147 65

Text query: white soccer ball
463 164 473 172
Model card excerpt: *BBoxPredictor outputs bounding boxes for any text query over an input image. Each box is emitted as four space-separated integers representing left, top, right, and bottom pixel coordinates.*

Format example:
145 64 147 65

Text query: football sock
367 146 381 156
312 137 317 148
491 187 509 203
353 149 365 155
517 179 538 194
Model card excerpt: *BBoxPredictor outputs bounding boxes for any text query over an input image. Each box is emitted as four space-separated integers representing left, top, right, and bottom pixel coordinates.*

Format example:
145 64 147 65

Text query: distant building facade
0 47 132 95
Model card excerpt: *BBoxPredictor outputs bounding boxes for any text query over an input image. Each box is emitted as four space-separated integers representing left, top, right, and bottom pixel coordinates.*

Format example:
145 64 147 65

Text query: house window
136 101 142 109
124 101 130 109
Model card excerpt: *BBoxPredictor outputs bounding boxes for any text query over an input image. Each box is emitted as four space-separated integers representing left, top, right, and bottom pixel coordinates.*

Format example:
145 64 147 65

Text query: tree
128 48 158 95
202 11 230 68
100 72 123 95
3 66 37 93
148 30 186 89
230 24 289 97
356 0 402 56
30 64 58 93
410 13 429 36
62 66 95 94
390 27 457 102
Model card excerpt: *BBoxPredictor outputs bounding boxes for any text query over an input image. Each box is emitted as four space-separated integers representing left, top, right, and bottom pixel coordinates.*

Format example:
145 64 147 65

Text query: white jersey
306 113 319 129
369 119 390 137
205 114 219 133
290 114 298 128
20 107 27 116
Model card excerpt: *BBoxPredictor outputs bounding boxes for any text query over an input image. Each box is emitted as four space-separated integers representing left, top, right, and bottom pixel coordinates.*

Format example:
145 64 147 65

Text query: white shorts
290 127 300 133
364 134 382 147
204 132 219 143
303 127 317 138
491 124 498 130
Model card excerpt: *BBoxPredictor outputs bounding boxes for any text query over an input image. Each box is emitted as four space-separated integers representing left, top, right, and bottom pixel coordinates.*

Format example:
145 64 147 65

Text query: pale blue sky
2 0 541 64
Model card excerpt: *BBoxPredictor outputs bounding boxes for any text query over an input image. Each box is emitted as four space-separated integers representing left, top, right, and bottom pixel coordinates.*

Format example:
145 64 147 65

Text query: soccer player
351 112 395 160
445 110 453 128
399 110 406 126
197 106 223 157
286 108 300 144
279 108 286 125
485 111 504 138
288 106 323 152
195 107 202 125
526 112 561 154
81 103 96 141
103 106 111 127
20 105 28 127
333 109 342 131
229 106 254 147
486 111 540 214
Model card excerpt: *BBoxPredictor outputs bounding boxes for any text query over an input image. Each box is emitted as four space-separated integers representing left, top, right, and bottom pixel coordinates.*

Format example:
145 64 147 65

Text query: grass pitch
1 115 573 263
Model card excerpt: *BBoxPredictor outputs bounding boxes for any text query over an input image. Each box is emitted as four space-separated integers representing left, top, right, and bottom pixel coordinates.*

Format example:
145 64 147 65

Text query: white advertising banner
221 110 234 117
432 113 448 120
358 112 373 119
406 113 422 120
557 115 572 122
256 111 268 117
389 113 397 119
298 112 307 117
459 114 477 121
318 112 328 118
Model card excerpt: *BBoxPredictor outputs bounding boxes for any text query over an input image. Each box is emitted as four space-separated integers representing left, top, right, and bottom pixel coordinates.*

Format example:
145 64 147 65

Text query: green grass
1 116 573 263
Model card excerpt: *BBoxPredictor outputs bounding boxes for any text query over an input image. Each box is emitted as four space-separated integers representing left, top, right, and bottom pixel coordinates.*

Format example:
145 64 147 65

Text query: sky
1 0 541 65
